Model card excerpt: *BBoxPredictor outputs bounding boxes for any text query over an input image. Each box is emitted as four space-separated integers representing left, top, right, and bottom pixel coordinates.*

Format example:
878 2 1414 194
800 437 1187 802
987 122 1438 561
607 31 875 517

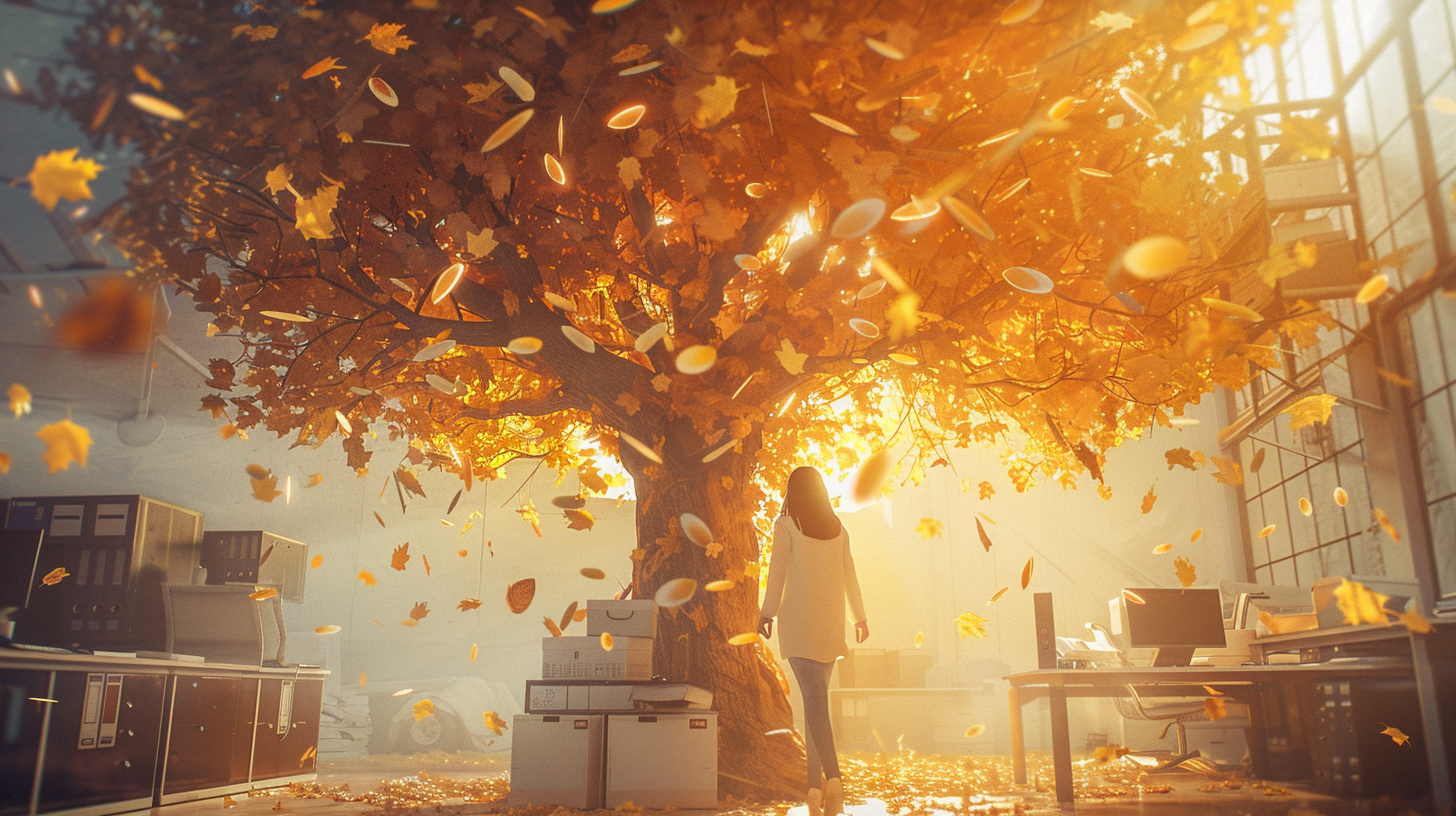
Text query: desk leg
1048 688 1074 805
1009 687 1026 785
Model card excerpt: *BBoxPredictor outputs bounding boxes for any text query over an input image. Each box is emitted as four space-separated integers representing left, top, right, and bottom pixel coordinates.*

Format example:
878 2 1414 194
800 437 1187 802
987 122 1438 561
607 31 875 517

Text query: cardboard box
606 712 717 809
542 636 653 680
586 599 658 639
509 714 604 809
526 681 636 713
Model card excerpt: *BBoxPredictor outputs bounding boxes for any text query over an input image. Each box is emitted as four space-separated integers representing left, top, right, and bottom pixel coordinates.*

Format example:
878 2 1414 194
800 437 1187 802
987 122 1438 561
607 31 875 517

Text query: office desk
1005 663 1412 805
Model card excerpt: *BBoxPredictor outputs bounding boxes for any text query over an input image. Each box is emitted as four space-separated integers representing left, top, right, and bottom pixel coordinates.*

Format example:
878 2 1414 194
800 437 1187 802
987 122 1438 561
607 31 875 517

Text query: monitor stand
1151 646 1197 667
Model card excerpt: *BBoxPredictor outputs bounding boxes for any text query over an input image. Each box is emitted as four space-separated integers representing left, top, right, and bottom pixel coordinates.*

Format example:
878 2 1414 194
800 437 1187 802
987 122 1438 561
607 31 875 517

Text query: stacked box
542 636 653 680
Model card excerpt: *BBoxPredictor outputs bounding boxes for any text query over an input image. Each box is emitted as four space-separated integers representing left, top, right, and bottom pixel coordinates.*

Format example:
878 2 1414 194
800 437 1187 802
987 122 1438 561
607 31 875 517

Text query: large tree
22 0 1324 796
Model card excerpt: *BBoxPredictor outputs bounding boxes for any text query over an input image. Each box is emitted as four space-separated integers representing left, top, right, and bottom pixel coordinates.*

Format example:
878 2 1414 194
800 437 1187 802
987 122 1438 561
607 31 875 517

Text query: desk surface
1006 660 1412 687
1247 623 1411 654
0 647 329 676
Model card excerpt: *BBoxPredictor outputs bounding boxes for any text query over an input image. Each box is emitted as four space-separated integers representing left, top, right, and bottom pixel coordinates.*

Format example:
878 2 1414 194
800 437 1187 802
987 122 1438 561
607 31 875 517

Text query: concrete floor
140 752 1437 816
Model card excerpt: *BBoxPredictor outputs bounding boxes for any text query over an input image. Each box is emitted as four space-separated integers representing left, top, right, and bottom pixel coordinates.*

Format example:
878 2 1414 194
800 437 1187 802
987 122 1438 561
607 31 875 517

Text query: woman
759 467 868 816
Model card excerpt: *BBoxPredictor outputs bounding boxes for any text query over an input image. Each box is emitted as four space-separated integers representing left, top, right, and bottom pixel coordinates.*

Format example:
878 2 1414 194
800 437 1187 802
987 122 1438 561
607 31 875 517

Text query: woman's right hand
757 616 773 639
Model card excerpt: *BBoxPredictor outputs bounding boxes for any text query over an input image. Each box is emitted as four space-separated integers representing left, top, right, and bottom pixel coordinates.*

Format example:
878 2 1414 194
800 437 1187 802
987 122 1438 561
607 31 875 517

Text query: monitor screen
1123 587 1227 649
163 584 263 665
0 529 44 612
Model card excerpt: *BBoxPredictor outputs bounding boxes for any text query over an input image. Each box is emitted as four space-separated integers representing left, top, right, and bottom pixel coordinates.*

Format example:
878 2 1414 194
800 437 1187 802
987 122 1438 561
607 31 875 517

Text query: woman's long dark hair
780 466 843 539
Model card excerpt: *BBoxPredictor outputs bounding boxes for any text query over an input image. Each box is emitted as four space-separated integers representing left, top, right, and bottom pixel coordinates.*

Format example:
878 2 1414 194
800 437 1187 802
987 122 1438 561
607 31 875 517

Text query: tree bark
623 436 806 802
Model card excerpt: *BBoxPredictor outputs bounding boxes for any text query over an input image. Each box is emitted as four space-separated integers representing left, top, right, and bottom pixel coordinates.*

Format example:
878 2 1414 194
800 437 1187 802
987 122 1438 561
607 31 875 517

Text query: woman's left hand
854 620 869 644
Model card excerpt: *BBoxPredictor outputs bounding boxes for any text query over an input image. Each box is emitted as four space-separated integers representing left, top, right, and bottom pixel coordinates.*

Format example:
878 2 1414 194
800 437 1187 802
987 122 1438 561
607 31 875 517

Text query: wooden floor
138 751 1437 816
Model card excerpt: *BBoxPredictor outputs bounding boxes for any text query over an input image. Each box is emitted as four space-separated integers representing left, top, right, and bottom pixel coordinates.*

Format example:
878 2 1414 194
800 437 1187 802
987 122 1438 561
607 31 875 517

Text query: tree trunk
623 437 805 802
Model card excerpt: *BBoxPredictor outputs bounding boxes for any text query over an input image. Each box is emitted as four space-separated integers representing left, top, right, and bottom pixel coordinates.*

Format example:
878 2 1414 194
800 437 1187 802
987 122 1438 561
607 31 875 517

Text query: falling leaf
359 672 367 687
559 601 579 632
1248 448 1267 474
886 292 922 341
470 643 479 663
978 481 995 499
1020 557 1034 589
294 182 342 241
1374 507 1400 542
517 501 544 536
26 149 103 211
956 612 989 639
54 278 153 354
1191 528 1203 542
34 417 94 473
916 518 944 538
975 518 994 552
775 338 807 375
1141 484 1158 514
564 508 595 530
988 587 1009 604
600 632 614 651
357 570 376 586
250 588 278 601
408 601 429 621
1259 524 1276 539
1174 556 1198 587
693 75 742 128
8 384 32 418
1165 448 1203 471
1283 394 1337 431
301 57 345 79
310 555 323 569
314 625 341 635
483 711 508 735
223 796 237 809
965 724 987 738
544 616 563 637
40 567 70 586
374 511 386 528
1380 724 1411 746
1153 543 1173 554
1376 367 1414 387
506 578 536 613
457 597 483 611
412 698 434 721
1093 744 1133 764
1334 580 1390 626
1392 608 1434 634
1204 697 1228 720
728 633 762 645
359 23 416 54
390 542 411 571
0 452 9 474
1123 589 1147 605
1089 10 1135 31
914 631 924 647
1211 456 1243 486
1334 486 1349 506
422 554 431 576
231 24 277 42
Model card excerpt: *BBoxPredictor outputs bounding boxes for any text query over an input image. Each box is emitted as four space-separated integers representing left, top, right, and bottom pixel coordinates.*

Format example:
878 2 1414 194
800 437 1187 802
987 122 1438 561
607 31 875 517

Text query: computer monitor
1121 587 1227 667
162 584 266 665
0 529 44 614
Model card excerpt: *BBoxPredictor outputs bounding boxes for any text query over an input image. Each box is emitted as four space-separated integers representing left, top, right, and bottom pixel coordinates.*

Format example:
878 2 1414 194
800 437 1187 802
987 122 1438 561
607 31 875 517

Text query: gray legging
788 657 839 789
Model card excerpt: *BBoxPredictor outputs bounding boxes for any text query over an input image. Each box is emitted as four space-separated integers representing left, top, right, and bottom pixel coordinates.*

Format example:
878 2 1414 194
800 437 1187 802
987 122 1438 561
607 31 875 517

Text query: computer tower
1307 678 1429 798
605 712 717 809
509 714 605 809
4 495 203 651
200 531 308 603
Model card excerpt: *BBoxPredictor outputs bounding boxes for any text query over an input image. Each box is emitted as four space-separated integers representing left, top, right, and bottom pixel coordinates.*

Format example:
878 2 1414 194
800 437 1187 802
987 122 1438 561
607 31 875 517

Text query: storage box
509 714 604 809
606 712 717 809
543 636 653 680
526 681 637 713
586 600 658 639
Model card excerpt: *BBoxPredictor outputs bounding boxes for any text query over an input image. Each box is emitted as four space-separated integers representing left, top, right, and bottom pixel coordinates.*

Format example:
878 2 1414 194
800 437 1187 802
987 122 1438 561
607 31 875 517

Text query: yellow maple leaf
564 508 594 531
705 541 723 558
1204 697 1228 720
35 417 92 473
1141 484 1157 513
1283 393 1337 431
692 75 743 129
463 80 501 103
483 710 508 735
1174 556 1197 587
915 518 943 538
306 473 324 487
886 291 922 341
466 227 497 259
1211 456 1243 486
412 698 434 721
9 383 32 418
26 149 103 211
1380 724 1411 746
651 373 671 392
357 570 376 586
301 56 345 79
1294 241 1318 268
359 23 416 55
1093 744 1132 764
1333 579 1390 626
956 611 989 638
251 475 283 502
516 500 543 537
978 481 994 499
264 164 292 195
294 182 342 240
775 338 807 375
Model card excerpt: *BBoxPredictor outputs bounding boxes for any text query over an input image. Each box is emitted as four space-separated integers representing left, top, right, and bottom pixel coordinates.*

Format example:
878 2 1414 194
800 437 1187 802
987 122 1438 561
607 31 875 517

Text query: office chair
1083 623 1210 770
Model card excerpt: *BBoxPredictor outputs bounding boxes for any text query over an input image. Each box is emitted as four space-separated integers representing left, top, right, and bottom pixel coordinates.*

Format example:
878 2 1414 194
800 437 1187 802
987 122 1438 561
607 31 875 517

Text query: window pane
1366 46 1408 144
1429 75 1456 181
1412 0 1456 94
1415 390 1456 502
1425 494 1456 601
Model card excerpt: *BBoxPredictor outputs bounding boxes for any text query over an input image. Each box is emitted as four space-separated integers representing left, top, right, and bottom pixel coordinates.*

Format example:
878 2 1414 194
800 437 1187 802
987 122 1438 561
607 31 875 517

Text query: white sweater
759 515 867 662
